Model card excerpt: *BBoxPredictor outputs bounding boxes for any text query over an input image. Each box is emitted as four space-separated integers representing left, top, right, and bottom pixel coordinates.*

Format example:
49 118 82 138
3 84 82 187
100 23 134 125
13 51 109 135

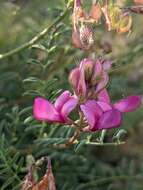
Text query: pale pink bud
72 25 94 50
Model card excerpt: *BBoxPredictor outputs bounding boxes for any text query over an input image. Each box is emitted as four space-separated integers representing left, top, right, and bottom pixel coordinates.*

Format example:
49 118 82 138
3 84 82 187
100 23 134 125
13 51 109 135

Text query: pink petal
113 95 141 113
90 59 102 85
96 109 122 130
33 97 62 122
77 65 87 97
80 104 98 128
80 58 94 70
61 97 78 120
85 100 103 117
98 89 110 103
96 71 109 93
80 100 102 128
94 59 102 76
54 91 71 112
69 66 87 97
80 58 94 80
97 101 112 112
69 68 80 90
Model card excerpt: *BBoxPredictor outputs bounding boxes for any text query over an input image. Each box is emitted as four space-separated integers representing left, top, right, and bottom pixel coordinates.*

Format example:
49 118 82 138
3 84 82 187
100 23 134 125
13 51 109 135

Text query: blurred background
0 0 143 189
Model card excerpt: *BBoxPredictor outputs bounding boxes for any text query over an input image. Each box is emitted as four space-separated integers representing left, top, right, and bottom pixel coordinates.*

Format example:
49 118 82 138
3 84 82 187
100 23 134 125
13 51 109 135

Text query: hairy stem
52 129 80 149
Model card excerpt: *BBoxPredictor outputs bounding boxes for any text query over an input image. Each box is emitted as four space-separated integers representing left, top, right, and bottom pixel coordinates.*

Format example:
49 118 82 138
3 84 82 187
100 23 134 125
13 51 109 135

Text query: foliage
0 0 143 189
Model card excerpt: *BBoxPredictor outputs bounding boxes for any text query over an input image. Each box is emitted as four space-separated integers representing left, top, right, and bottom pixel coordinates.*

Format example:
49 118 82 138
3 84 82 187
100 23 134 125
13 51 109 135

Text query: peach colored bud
89 4 102 23
76 7 86 19
72 7 86 24
134 0 143 4
72 0 86 26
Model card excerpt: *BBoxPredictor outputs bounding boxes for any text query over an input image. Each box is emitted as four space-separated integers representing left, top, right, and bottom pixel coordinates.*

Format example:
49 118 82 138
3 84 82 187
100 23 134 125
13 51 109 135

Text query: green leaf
74 140 86 152
19 106 32 116
24 116 34 124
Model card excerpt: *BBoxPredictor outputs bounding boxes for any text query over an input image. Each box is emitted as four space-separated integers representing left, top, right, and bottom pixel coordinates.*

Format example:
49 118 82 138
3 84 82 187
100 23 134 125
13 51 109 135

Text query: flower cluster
33 57 141 132
33 0 142 137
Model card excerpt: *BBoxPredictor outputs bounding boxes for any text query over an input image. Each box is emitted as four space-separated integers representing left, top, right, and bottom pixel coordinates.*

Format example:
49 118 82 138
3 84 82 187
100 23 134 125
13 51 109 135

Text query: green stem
77 175 143 189
0 0 73 60
39 121 46 138
85 141 125 146
99 129 107 143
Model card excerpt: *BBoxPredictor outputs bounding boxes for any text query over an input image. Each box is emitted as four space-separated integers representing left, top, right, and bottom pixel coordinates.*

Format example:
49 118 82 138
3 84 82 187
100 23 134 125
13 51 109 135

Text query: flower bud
79 25 94 50
72 25 94 50
89 3 102 23
72 0 86 25
134 0 143 4
76 6 85 19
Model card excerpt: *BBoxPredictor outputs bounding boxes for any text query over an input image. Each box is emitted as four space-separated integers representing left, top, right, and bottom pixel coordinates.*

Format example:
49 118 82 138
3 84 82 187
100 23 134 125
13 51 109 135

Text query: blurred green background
0 0 143 189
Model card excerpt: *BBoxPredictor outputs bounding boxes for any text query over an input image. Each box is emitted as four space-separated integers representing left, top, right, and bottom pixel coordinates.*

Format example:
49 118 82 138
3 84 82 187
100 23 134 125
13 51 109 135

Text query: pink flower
33 91 78 124
81 89 141 131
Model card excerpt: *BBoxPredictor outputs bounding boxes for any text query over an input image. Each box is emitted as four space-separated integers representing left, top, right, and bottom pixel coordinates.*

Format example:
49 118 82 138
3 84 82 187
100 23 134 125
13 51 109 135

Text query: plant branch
0 0 74 60
85 141 125 146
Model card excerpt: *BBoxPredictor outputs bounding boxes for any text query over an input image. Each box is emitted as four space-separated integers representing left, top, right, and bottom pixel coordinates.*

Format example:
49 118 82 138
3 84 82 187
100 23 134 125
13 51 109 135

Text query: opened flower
33 91 78 124
81 89 141 131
